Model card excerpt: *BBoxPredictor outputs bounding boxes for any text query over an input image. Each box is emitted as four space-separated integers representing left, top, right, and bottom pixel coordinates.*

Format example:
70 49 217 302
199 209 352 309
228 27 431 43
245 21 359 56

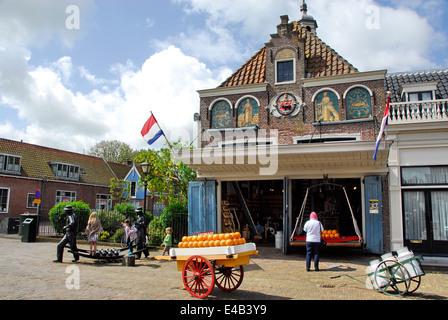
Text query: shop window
345 87 372 120
0 188 9 213
211 100 231 129
237 97 259 128
96 194 112 210
314 91 340 123
0 153 21 174
56 190 76 204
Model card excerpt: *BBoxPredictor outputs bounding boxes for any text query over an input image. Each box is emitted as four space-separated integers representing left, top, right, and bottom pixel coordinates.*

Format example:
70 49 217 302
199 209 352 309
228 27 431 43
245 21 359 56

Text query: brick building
179 4 390 254
0 138 131 233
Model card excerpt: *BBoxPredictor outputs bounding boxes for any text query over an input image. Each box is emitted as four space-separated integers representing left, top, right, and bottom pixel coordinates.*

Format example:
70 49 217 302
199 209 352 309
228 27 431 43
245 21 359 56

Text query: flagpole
150 111 173 149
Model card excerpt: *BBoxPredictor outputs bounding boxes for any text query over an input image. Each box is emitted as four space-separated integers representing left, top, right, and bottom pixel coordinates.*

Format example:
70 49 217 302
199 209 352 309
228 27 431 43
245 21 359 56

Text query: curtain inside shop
403 191 427 240
431 191 448 241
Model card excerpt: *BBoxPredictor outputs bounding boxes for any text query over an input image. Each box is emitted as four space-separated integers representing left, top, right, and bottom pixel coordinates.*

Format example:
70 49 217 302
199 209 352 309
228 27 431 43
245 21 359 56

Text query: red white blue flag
373 92 391 161
141 113 164 146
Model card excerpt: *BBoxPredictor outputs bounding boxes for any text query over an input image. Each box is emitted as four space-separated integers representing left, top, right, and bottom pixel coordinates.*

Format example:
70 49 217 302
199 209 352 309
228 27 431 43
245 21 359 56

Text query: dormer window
408 91 433 102
0 153 21 175
50 162 80 181
401 82 438 102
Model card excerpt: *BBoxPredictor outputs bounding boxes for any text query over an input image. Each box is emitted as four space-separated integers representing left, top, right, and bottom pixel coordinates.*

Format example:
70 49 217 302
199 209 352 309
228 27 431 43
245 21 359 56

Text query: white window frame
275 58 296 85
0 153 22 175
0 188 10 214
50 162 80 181
27 193 38 209
96 194 112 211
56 190 77 204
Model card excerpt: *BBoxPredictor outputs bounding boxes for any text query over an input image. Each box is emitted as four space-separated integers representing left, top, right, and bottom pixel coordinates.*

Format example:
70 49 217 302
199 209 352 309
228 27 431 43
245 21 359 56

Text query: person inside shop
134 207 150 259
303 212 324 271
53 205 79 263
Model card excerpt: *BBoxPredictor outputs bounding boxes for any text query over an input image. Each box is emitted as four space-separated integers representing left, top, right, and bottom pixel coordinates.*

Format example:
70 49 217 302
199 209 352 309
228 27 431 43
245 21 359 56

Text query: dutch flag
141 113 164 146
373 92 391 161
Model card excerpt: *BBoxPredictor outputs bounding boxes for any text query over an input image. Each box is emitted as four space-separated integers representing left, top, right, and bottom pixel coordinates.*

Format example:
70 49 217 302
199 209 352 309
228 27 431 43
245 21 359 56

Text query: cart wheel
215 265 244 292
182 255 215 299
407 276 422 293
374 260 411 296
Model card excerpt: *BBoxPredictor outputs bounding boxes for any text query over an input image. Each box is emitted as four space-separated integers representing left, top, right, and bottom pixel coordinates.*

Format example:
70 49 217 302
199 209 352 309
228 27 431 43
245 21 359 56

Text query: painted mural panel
346 87 372 120
211 100 231 129
237 98 259 128
315 91 340 122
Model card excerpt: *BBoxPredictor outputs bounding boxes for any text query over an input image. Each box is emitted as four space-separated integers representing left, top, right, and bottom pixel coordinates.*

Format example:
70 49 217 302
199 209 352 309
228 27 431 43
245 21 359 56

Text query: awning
174 141 390 180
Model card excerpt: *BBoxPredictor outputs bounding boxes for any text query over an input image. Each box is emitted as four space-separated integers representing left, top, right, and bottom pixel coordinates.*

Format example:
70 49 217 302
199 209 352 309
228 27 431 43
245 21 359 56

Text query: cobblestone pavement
1 235 447 301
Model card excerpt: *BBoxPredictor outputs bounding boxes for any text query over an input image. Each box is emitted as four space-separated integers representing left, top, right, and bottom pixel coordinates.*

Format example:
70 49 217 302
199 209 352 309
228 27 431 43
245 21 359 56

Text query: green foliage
147 217 165 245
48 201 91 235
112 228 125 244
134 148 197 206
88 140 137 163
113 203 137 220
97 210 125 234
110 178 131 204
160 203 187 232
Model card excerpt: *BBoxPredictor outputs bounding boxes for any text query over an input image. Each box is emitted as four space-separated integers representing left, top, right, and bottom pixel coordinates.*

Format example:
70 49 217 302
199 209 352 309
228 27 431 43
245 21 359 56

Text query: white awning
175 141 390 180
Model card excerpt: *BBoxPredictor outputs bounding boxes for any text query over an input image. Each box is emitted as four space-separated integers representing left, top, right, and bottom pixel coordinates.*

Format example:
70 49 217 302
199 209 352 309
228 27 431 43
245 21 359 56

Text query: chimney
277 15 292 35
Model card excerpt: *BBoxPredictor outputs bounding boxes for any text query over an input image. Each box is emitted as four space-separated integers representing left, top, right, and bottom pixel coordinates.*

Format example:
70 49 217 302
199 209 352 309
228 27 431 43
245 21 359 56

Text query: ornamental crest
269 92 303 118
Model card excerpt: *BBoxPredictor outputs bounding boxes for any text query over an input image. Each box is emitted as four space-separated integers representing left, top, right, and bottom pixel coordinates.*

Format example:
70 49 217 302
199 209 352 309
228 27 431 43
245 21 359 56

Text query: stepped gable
219 21 358 88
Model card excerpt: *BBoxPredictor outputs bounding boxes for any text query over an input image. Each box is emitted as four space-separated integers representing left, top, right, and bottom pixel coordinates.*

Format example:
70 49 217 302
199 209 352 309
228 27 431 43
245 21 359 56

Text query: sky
0 0 447 155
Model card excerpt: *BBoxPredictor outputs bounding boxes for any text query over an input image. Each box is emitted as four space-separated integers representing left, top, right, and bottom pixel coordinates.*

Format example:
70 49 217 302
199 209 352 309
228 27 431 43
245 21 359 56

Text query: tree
134 148 197 206
88 140 136 163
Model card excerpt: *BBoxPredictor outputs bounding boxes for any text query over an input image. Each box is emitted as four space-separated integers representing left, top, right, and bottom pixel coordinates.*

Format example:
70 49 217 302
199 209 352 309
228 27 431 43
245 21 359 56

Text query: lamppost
140 162 150 215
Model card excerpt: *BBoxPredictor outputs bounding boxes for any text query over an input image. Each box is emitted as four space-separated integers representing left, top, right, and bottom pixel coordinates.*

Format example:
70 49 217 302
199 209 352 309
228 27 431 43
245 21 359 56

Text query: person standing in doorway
303 212 324 271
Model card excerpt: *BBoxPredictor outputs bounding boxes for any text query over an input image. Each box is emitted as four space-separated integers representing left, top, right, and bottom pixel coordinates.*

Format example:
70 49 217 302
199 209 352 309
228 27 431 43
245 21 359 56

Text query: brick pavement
0 235 447 301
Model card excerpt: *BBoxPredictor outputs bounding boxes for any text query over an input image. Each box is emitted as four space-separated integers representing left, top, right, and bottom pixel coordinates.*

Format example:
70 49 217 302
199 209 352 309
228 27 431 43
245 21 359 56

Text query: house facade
122 164 167 217
0 138 131 234
179 5 391 254
385 69 448 255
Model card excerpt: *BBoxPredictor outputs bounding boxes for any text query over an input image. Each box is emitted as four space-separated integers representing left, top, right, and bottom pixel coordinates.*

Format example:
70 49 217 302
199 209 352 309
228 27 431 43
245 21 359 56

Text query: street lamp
140 162 150 215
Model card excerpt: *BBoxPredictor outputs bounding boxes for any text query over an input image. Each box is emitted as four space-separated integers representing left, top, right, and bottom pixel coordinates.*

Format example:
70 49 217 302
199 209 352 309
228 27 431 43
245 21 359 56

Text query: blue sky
1 0 447 154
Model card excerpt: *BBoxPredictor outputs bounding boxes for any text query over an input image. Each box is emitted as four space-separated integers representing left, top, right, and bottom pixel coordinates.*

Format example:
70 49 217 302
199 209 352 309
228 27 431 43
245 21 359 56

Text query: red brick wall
0 176 110 220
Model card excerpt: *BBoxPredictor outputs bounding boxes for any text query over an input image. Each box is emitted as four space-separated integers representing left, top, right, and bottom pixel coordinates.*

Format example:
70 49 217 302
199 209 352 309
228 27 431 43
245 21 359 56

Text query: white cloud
174 0 445 72
306 0 445 72
0 0 95 48
0 43 227 153
1 0 446 156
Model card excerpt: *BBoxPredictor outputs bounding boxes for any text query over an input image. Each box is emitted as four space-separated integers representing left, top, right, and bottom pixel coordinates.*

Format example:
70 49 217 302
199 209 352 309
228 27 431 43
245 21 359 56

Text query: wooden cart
155 243 258 298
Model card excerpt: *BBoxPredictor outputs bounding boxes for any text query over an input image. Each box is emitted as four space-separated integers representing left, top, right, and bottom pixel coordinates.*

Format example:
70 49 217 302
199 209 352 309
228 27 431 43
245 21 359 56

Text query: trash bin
19 213 38 236
21 216 37 242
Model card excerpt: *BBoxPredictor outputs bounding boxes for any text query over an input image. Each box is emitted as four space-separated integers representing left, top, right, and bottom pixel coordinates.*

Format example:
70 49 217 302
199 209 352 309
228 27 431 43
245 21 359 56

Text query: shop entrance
291 178 363 241
221 180 284 246
221 178 363 248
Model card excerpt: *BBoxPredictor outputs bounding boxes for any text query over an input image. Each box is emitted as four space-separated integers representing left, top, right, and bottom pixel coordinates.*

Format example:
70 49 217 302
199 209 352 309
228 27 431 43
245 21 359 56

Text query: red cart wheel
182 255 215 299
215 265 244 292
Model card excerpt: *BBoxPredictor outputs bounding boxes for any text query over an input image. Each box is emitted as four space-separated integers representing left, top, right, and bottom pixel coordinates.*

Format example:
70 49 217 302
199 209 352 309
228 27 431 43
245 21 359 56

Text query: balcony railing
389 99 448 123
